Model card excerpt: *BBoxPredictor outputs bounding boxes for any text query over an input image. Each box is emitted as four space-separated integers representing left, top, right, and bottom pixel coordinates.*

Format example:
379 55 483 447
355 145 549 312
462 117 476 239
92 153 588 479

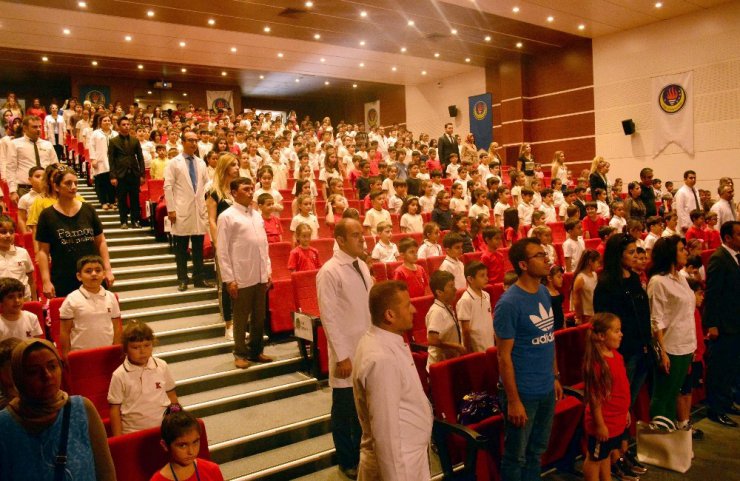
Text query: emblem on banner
658 84 686 114
473 101 488 121
212 97 230 110
367 108 378 127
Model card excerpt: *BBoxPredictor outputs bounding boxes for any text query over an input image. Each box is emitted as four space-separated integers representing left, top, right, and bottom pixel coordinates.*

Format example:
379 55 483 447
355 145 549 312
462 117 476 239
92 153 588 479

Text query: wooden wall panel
523 40 593 97
524 112 595 142
523 88 594 119
530 138 596 170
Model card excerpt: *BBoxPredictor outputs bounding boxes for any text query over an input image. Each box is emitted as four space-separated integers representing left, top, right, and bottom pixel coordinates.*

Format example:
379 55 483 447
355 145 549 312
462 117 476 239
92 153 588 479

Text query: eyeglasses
527 252 548 260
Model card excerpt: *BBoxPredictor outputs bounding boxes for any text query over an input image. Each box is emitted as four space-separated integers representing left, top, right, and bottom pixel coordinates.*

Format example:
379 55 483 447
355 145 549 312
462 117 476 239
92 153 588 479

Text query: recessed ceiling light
181 68 187 72
208 18 215 26
305 1 314 7
41 56 48 62
179 41 186 47
359 62 365 67
421 70 427 75
277 52 284 58
91 60 98 66
320 57 326 62
263 26 271 33
391 66 397 71
169 100 173 103
465 57 471 62
137 64 143 69
450 28 458 35
359 10 367 18
547 16 554 22
512 6 520 13
655 2 662 8
135 99 139 103
221 71 227 76
359 40 366 46
578 24 585 31
295 78 300 83
63 28 71 35
407 20 415 26
183 93 188 97
147 90 152 94
259 75 265 79
352 83 358 88
400 47 407 53
484 35 491 42
230 47 237 53
314 33 321 40
434 52 440 58
78 1 87 7
516 42 523 48
324 81 330 85
124 35 132 41
146 10 154 17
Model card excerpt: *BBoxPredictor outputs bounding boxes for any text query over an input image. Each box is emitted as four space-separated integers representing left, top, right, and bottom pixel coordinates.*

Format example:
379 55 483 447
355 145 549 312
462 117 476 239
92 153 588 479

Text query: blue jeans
500 390 555 481
623 350 651 407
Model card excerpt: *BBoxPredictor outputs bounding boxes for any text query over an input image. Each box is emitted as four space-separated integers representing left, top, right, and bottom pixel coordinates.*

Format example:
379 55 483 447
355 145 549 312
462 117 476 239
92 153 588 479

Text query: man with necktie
7 115 59 202
673 170 701 233
438 122 458 177
164 131 214 292
317 218 373 480
108 117 145 229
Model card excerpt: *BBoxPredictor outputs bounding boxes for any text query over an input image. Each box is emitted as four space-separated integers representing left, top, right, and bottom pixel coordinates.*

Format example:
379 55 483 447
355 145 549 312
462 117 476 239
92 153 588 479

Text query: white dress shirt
674 184 701 232
710 198 736 227
7 135 59 193
647 273 696 356
316 249 372 388
44 114 66 145
216 203 271 288
354 325 433 481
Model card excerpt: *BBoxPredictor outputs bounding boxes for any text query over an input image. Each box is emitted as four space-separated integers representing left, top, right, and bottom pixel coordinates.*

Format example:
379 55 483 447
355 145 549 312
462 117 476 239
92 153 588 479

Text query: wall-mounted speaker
448 105 458 117
621 119 635 135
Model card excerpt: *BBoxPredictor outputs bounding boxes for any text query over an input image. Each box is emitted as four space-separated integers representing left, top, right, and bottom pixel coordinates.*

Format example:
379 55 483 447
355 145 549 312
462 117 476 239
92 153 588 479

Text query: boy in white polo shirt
108 321 178 436
426 270 465 370
0 278 43 341
439 232 466 290
59 255 122 359
457 261 494 353
0 215 36 300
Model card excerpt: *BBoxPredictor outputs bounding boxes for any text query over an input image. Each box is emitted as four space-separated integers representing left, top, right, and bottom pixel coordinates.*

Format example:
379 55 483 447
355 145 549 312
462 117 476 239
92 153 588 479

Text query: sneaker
612 459 640 481
120 223 129 229
623 451 648 475
691 426 704 440
225 326 234 341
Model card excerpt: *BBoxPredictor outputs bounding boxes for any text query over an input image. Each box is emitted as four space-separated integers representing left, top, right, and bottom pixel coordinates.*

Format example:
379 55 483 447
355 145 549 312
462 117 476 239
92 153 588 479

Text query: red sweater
288 246 322 272
393 264 429 298
481 249 505 284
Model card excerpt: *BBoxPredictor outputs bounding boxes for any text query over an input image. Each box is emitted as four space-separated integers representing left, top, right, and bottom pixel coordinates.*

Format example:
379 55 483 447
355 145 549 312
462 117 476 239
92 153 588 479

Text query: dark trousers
116 174 141 224
53 144 64 162
215 258 232 323
232 283 267 360
173 235 204 283
331 387 361 469
94 172 116 205
706 334 740 415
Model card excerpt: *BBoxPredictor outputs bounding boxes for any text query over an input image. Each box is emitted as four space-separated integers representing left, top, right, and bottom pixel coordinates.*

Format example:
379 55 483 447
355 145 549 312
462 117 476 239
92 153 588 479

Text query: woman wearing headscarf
0 339 116 481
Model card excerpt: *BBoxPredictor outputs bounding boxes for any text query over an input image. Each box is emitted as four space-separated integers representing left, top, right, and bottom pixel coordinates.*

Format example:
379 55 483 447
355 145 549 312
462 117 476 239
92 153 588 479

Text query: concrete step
110 253 176 268
108 243 171 259
118 286 217 310
106 235 159 246
103 228 156 239
112 261 215 281
122 300 220 323
113 274 181 292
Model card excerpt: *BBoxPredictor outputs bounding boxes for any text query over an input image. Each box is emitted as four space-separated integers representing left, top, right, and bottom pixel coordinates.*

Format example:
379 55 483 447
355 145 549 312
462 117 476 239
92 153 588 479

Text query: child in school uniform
17 166 45 234
393 238 429 298
59 255 122 359
0 215 36 300
290 194 320 241
457 261 493 353
363 191 392 235
426 270 465 370
439 232 466 290
400 197 424 234
563 218 585 273
532 226 559 267
609 201 627 233
480 227 505 284
543 265 566 331
676 278 706 439
257 193 283 244
662 212 679 237
582 202 608 240
0 278 43 341
108 321 178 436
685 209 707 245
288 224 322 272
417 222 443 259
539 189 558 224
370 222 399 263
419 180 436 215
572 250 601 325
643 216 663 255
450 212 474 253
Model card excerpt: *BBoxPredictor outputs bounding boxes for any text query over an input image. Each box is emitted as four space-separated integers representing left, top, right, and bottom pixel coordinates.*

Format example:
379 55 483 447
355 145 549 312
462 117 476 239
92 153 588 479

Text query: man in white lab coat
317 218 373 479
164 130 214 291
354 281 434 481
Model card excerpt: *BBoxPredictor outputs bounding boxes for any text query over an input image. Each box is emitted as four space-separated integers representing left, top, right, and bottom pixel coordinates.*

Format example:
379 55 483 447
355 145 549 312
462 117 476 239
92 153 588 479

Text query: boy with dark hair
457 261 493 352
355 160 372 200
257 193 283 243
563 218 585 272
0 278 42 341
440 232 466 290
573 186 588 219
392 237 429 298
426 270 465 369
685 209 707 245
582 201 607 239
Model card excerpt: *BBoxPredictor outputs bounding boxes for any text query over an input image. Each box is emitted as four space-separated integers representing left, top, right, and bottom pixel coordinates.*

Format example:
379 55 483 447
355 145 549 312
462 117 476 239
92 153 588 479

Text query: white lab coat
163 153 209 236
43 114 66 145
88 129 117 175
354 326 433 481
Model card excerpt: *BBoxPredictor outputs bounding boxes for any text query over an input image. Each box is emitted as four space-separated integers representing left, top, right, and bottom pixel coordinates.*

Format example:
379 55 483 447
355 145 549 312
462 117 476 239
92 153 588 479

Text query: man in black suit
438 122 458 177
638 167 657 218
108 117 145 229
704 220 740 427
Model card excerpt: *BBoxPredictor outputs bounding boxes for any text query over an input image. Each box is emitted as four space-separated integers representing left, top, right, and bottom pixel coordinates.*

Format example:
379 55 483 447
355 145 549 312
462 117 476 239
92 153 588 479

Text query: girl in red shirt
583 313 631 481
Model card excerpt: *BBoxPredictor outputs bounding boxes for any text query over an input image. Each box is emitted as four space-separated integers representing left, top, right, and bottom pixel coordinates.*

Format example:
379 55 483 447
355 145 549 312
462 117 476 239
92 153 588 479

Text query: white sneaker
225 326 234 341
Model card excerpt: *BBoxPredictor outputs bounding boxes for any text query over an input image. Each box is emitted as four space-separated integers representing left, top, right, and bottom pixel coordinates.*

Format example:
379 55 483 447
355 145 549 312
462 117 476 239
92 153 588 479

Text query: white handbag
636 416 692 473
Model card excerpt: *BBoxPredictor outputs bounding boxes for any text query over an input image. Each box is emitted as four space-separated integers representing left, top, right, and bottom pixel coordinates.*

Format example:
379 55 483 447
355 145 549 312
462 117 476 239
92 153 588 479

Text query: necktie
32 140 40 166
352 259 368 290
186 156 197 192
692 188 700 210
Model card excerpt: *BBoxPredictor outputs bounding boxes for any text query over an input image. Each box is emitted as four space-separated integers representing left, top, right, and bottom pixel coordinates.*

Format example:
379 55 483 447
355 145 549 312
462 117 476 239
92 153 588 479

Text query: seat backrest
547 222 566 244
484 283 505 310
269 242 293 281
554 324 590 387
410 295 435 345
700 248 715 268
385 261 403 280
312 238 335 264
268 279 296 334
108 419 210 481
425 255 446 274
429 352 490 422
585 238 600 250
291 270 320 316
496 247 513 272
147 179 164 203
68 344 125 420
280 218 293 242
462 251 482 264
371 262 388 282
22 301 45 339
48 297 66 346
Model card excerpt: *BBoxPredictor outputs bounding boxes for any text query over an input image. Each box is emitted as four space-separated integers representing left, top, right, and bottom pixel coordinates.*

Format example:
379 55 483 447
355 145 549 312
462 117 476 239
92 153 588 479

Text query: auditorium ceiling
1 0 730 97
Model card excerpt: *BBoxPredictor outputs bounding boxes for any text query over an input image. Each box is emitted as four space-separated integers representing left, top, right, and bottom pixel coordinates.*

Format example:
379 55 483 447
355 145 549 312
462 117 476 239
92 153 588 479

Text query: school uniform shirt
290 213 320 239
445 163 460 180
685 226 707 245
0 245 34 299
372 240 399 263
388 195 404 214
400 213 423 233
17 189 41 215
287 246 321 272
518 201 535 225
0 311 43 340
544 243 558 267
419 195 435 214
493 202 510 227
647 273 697 356
430 182 445 197
253 187 283 206
609 216 627 233
456 288 494 352
417 240 442 259
381 178 397 198
316 249 373 388
197 141 213 159
426 300 462 369
439 256 466 290
539 203 557 224
644 232 660 250
596 200 610 219
107 356 176 434
563 237 585 272
481 249 505 284
450 196 469 214
262 215 283 243
353 326 433 481
662 227 678 238
393 264 429 298
468 203 490 220
553 190 565 209
363 208 392 235
59 286 120 351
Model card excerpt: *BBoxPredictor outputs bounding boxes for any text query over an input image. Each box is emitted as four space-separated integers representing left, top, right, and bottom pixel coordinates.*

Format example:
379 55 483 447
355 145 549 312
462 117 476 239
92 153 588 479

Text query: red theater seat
22 301 45 339
485 283 505 309
585 238 600 250
497 247 513 272
108 419 210 481
268 279 296 334
312 238 335 263
291 270 320 317
410 295 434 345
463 251 482 264
548 222 566 244
554 324 590 388
426 255 446 273
371 262 388 282
269 242 293 281
391 232 423 246
48 297 65 346
560 272 575 316
68 344 125 424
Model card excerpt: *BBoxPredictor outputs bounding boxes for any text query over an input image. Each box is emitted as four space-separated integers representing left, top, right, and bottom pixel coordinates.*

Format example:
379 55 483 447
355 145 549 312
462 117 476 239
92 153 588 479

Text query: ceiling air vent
278 7 308 18
425 32 449 41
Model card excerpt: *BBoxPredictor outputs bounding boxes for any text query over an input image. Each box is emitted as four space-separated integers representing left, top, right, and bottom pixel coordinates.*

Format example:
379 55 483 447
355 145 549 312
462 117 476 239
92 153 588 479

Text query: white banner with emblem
652 71 693 157
206 90 234 112
364 100 380 129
